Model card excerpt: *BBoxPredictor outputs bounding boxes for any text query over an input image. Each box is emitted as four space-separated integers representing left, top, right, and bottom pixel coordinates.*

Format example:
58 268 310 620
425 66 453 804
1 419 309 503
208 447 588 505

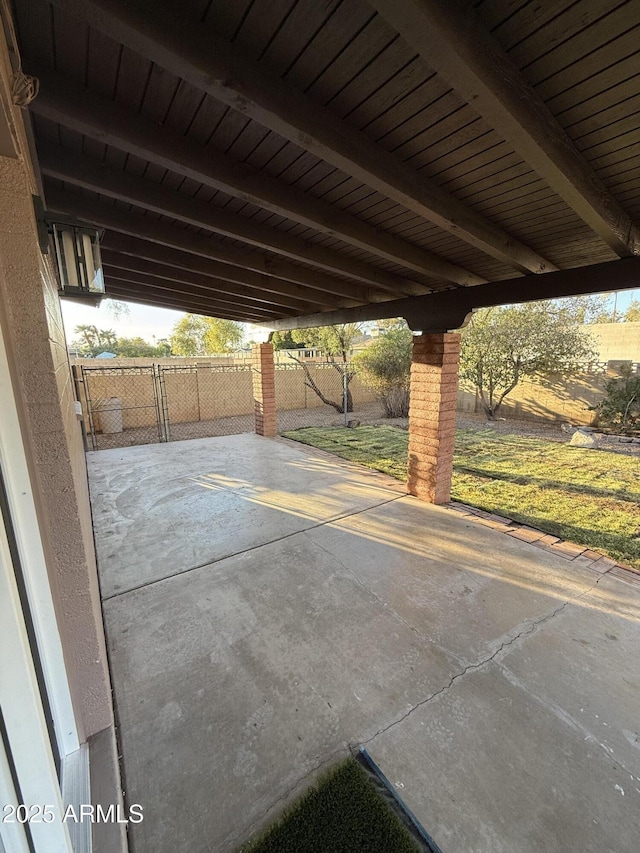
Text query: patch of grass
239 758 420 853
283 425 640 568
285 426 408 480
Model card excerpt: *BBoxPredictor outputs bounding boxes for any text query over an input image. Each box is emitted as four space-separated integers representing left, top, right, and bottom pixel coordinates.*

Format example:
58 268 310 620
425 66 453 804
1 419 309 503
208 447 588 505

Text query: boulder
569 429 600 448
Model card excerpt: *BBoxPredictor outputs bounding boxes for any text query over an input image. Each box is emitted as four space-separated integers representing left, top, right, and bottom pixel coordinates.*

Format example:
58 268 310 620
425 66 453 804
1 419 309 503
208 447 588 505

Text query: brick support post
407 332 461 504
252 343 277 436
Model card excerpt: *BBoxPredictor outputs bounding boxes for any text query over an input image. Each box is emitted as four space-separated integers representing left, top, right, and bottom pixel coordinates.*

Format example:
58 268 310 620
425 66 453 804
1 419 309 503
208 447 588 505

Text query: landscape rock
569 429 600 448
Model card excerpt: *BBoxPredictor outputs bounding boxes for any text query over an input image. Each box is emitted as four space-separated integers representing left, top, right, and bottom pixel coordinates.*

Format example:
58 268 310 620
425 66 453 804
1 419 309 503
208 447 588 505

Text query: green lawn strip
453 472 640 567
285 426 408 480
282 426 640 569
239 758 420 853
454 430 640 501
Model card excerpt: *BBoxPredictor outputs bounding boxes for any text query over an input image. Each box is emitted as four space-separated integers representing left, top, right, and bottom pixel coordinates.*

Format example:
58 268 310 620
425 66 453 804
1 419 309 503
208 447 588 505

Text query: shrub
355 326 413 418
591 364 640 432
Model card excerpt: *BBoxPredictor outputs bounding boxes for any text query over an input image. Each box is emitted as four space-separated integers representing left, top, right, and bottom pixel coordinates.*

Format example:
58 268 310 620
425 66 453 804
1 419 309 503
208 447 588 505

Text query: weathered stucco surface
0 37 113 739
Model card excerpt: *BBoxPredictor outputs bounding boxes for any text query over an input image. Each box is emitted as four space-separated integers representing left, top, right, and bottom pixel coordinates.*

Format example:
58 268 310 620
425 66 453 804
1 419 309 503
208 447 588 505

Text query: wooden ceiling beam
102 237 333 308
103 284 265 322
104 273 283 321
369 0 639 258
45 0 555 275
39 144 423 297
101 234 334 308
266 256 640 333
102 250 324 312
31 69 481 286
44 185 383 304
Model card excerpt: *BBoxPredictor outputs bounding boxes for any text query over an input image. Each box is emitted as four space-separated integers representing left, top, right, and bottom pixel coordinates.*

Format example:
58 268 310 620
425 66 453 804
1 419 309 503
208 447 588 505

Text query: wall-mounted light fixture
51 222 104 301
32 196 105 305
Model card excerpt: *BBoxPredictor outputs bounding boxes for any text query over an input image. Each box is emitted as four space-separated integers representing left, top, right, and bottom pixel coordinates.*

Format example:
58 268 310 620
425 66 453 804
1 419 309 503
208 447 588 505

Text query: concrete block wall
585 322 640 362
456 369 618 424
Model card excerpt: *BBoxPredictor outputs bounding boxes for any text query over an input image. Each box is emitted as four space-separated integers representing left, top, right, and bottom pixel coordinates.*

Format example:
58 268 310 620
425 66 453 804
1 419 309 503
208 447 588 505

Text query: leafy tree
73 325 118 356
590 364 640 433
555 294 614 324
72 326 173 357
102 299 131 321
114 337 160 358
169 315 243 355
354 322 413 417
204 318 244 353
623 298 640 322
574 293 640 324
459 301 596 419
285 323 363 413
155 338 172 357
170 315 208 356
272 330 302 349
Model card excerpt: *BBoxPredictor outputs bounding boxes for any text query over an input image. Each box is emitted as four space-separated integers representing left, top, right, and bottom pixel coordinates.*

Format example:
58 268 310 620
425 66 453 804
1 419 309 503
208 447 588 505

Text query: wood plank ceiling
12 0 640 327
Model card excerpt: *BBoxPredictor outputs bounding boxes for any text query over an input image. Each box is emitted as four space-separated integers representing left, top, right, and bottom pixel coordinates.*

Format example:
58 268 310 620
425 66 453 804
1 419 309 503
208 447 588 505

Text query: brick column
407 332 461 504
252 343 277 436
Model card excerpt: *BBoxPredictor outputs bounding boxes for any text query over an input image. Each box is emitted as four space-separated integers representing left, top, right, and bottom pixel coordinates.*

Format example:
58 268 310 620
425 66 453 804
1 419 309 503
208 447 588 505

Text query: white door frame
0 503 73 852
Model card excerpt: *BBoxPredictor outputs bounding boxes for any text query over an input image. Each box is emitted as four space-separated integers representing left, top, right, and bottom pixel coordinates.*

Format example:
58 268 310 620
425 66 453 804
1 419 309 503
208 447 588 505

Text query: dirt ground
455 412 640 457
88 402 640 457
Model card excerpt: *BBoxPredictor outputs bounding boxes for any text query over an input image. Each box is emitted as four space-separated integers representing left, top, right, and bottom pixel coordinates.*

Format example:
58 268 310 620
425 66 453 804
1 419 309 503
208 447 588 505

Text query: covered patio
2 2 640 852
90 433 640 852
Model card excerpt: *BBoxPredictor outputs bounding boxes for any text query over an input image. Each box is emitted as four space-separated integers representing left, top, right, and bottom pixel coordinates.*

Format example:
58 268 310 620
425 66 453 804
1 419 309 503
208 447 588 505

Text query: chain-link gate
158 364 255 441
74 362 258 450
74 364 165 450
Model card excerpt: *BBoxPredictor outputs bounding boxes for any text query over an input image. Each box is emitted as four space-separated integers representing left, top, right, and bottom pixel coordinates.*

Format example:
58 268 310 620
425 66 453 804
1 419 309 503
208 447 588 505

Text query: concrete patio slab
90 435 640 853
88 434 403 598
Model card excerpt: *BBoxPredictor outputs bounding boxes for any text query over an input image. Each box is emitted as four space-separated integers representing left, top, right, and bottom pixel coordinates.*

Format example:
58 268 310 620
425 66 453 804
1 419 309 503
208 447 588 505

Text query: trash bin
96 397 123 434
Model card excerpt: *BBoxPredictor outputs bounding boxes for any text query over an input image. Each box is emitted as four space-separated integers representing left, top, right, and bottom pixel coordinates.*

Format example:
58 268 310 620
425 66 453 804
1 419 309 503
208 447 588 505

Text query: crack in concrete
225 550 610 848
358 572 607 749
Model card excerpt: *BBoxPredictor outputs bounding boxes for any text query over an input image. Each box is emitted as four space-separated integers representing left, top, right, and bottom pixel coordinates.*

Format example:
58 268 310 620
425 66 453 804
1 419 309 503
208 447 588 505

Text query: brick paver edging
447 502 640 584
274 436 639 584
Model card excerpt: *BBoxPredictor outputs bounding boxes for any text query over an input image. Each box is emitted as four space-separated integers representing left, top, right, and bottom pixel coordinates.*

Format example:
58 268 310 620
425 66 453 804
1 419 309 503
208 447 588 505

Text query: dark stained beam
104 274 283 321
101 235 334 308
46 0 555 275
369 0 639 258
44 185 384 303
31 69 482 286
102 250 323 312
104 285 264 322
265 257 640 333
39 145 423 296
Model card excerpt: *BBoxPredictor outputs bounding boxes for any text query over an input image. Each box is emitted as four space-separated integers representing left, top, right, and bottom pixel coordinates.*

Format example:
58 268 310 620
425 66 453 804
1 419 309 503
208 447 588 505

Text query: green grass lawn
284 425 640 569
240 758 421 853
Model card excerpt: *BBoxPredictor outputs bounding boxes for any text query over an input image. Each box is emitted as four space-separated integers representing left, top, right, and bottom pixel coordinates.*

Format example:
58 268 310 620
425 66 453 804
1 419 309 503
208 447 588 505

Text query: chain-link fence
74 358 387 450
75 363 256 450
159 364 255 441
74 365 165 450
275 360 384 433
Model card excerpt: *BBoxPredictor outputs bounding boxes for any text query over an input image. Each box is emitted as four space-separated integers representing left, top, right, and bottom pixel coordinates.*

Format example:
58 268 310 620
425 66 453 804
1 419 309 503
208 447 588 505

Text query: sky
60 298 273 345
60 288 640 348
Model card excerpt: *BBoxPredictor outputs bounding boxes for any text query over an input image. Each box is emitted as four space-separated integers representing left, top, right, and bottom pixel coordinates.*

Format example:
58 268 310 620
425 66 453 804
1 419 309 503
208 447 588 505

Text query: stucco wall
0 45 112 740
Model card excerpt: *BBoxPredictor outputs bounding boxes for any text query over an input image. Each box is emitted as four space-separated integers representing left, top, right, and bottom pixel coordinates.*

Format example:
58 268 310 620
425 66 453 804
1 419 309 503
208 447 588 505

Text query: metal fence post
155 364 170 442
343 366 348 427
